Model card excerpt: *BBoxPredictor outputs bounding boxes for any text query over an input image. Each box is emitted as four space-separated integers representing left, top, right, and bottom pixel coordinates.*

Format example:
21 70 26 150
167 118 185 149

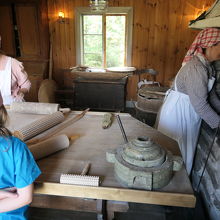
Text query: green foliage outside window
106 16 125 68
83 15 103 67
83 14 126 68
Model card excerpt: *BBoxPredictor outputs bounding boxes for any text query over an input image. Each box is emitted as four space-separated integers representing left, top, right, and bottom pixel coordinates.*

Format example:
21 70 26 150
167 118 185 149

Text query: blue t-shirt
0 136 41 219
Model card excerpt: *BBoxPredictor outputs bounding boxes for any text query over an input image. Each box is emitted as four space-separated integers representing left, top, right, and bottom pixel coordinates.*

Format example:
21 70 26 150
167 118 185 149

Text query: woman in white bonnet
157 28 220 175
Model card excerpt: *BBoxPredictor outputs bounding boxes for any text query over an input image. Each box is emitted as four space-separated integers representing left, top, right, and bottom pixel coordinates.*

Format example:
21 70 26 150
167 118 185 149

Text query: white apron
157 74 215 175
0 57 13 105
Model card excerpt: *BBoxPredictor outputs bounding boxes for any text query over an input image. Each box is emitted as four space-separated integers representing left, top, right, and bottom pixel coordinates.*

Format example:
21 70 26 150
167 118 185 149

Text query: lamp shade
89 0 108 11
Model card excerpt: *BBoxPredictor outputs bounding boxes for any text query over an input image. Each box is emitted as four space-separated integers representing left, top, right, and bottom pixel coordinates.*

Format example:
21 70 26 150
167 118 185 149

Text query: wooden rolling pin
28 134 70 160
5 102 70 114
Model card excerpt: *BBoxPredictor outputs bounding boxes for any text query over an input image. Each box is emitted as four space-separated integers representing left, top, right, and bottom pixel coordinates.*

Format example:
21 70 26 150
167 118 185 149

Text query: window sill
71 70 134 80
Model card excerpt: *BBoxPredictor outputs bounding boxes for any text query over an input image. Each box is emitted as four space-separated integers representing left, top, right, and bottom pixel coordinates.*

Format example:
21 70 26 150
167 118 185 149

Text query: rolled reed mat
28 134 69 160
10 102 60 114
13 111 64 141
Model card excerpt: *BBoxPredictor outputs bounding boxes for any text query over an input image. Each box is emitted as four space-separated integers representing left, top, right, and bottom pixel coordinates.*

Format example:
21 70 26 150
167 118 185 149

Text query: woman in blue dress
0 92 41 219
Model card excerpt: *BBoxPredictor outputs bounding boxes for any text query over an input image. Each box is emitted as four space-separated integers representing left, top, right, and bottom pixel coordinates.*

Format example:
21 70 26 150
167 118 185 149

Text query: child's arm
0 184 33 213
0 187 18 199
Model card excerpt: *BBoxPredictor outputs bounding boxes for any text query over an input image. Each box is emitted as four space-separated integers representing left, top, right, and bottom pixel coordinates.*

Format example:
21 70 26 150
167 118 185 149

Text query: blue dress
0 136 41 219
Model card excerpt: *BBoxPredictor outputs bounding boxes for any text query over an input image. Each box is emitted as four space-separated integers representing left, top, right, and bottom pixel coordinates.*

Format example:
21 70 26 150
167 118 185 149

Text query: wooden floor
27 204 195 220
27 207 97 220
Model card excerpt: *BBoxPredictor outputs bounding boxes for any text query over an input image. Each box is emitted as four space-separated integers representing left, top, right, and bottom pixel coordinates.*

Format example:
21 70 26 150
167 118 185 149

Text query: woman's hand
14 88 28 102
14 91 24 102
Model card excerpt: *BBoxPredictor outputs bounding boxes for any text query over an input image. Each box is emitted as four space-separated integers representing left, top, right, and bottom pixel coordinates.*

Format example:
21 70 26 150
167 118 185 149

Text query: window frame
75 7 133 67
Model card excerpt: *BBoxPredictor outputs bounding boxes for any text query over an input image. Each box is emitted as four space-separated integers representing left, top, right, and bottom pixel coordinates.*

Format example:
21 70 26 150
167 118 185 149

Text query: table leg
106 201 129 220
97 199 107 220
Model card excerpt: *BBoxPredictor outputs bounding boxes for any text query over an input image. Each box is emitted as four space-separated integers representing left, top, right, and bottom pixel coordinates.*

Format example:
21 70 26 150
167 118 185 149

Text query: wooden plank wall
47 0 214 100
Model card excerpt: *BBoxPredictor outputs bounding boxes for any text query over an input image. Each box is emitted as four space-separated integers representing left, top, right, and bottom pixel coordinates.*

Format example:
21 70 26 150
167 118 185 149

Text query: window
75 7 133 68
83 14 126 68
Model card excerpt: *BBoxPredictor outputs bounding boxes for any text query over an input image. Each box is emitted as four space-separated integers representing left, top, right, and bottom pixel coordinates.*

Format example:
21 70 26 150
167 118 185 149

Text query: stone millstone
106 136 182 190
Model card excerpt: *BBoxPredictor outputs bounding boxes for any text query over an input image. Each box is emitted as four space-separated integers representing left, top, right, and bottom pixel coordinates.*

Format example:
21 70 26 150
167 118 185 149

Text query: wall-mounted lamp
190 5 207 24
195 5 206 18
58 11 67 24
58 11 65 19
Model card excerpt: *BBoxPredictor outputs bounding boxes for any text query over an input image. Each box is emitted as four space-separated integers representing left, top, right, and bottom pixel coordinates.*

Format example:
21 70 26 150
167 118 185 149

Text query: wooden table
8 111 196 219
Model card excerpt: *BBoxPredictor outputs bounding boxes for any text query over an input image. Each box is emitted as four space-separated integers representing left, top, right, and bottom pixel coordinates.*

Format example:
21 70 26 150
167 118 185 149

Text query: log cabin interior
0 0 220 220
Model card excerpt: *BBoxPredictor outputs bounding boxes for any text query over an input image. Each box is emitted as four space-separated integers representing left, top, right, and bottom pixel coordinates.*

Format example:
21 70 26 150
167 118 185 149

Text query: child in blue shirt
0 92 41 219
